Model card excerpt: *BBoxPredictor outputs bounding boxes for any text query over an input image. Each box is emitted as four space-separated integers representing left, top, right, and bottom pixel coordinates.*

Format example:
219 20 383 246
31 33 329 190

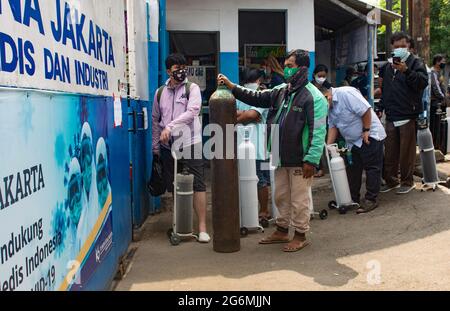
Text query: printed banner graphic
0 91 114 291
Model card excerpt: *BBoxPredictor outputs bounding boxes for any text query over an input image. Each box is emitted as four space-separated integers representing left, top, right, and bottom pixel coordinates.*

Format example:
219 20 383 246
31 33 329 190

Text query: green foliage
378 0 450 57
430 0 450 57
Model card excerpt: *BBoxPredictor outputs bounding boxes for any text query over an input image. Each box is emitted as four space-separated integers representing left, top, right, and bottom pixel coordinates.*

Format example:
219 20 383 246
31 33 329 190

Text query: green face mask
284 67 299 81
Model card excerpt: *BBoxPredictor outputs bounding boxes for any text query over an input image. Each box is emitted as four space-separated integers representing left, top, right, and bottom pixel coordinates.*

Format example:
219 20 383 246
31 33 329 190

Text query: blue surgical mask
393 48 410 62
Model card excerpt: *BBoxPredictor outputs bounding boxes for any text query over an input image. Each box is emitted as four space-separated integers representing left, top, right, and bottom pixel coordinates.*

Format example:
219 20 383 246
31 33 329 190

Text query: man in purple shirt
152 54 209 243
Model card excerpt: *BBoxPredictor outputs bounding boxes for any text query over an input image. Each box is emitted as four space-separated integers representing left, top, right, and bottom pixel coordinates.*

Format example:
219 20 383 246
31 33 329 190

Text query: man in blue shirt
325 87 386 213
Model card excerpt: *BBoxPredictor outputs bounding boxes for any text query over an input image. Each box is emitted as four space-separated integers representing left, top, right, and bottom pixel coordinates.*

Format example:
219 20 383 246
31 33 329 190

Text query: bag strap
156 85 165 122
185 81 192 101
157 85 165 106
157 81 195 122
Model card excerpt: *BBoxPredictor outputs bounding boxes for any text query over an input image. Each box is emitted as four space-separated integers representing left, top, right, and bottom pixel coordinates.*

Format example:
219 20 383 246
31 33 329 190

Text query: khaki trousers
274 167 312 234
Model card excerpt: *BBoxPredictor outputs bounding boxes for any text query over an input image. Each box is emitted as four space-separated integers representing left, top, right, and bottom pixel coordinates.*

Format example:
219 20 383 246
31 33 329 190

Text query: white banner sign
0 0 125 96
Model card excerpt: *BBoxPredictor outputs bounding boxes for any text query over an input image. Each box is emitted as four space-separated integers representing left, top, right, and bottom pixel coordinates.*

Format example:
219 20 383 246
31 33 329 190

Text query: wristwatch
362 128 370 132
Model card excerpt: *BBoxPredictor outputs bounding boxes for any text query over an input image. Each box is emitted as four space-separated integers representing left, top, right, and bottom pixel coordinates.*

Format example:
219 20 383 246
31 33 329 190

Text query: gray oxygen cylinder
446 108 450 154
175 168 194 234
417 124 439 184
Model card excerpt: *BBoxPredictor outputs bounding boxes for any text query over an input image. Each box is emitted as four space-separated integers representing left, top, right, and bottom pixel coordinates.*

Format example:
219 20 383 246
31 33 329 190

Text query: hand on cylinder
217 74 235 90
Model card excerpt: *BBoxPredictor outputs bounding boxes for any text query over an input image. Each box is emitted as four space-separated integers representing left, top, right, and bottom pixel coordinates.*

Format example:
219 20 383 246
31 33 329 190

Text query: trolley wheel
338 206 347 215
328 200 338 210
167 228 173 238
240 227 249 237
319 209 328 220
260 218 270 228
169 233 181 246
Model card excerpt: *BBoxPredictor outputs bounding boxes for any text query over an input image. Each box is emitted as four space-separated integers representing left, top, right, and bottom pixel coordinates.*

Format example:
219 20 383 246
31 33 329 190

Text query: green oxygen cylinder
208 84 241 253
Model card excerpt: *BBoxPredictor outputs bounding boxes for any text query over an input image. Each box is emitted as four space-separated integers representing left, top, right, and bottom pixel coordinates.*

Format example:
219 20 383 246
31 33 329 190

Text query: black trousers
347 138 384 203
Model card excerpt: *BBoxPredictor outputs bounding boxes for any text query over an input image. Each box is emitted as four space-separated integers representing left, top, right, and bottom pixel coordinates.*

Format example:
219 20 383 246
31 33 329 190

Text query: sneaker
379 184 400 193
356 200 379 214
396 184 416 195
198 232 211 243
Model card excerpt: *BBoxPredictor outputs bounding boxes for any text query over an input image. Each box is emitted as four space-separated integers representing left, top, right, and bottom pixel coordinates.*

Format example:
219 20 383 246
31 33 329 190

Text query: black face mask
172 69 187 82
440 63 446 70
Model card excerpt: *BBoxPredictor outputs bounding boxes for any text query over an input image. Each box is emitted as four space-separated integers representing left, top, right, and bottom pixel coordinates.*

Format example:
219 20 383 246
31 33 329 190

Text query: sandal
283 232 310 252
283 240 310 252
258 213 271 221
259 232 290 244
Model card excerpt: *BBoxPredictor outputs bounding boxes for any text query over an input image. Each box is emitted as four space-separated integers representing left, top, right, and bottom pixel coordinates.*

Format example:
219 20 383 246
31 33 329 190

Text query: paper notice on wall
114 94 123 127
187 66 207 91
143 107 148 130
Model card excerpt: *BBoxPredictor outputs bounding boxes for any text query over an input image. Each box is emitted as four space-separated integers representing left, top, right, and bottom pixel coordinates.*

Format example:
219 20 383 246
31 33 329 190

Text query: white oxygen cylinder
446 107 450 154
328 145 353 206
269 156 280 219
238 127 260 228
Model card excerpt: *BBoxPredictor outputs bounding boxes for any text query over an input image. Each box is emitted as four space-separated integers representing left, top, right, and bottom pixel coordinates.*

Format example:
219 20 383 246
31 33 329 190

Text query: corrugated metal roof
314 0 402 31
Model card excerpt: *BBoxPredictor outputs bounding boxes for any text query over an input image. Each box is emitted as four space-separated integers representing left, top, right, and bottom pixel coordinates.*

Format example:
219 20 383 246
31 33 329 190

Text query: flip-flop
258 214 271 221
283 240 310 252
259 235 290 244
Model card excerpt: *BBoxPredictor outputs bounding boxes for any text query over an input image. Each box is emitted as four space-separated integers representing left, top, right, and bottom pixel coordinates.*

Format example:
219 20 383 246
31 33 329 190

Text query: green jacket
232 82 328 167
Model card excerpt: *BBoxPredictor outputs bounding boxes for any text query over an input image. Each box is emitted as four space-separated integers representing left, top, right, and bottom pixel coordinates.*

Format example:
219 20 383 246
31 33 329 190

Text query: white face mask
245 83 259 90
315 76 326 85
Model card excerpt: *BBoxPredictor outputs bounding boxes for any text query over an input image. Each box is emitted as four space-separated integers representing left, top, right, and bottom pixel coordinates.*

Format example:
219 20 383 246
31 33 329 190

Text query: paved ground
115 168 450 291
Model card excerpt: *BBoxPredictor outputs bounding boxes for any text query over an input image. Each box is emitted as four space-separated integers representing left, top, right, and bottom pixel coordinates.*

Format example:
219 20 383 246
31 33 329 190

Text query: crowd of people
151 31 448 252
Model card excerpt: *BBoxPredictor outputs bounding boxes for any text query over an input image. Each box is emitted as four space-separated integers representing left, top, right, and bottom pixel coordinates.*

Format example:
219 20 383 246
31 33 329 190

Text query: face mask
68 174 82 226
284 67 299 81
393 48 410 62
315 76 326 85
172 69 187 82
244 83 259 90
440 63 446 70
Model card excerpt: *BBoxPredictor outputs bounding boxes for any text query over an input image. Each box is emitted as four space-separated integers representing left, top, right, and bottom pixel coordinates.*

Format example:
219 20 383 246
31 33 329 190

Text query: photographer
378 32 428 195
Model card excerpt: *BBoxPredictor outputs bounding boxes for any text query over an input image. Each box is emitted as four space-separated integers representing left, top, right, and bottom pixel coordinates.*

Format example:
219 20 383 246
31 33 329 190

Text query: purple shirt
152 79 202 152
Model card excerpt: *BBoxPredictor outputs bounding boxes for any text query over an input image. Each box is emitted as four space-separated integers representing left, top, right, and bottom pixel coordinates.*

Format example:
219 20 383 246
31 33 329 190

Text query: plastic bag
148 155 166 196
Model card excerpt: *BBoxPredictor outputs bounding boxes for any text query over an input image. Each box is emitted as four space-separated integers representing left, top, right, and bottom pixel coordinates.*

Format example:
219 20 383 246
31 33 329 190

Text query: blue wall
309 51 315 81
220 52 239 84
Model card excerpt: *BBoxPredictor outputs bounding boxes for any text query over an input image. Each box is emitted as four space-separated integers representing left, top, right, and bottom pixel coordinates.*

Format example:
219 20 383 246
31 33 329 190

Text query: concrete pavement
114 174 450 291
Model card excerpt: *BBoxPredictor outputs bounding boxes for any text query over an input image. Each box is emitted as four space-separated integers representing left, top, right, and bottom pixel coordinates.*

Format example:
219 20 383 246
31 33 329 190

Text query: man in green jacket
218 49 328 252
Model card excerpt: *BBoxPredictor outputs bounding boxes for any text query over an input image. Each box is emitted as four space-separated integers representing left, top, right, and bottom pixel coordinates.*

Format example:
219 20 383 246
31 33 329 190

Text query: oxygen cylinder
237 127 259 229
175 168 194 234
440 110 448 154
209 84 240 253
269 168 280 219
433 106 444 150
417 124 439 183
328 146 353 206
445 107 450 153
